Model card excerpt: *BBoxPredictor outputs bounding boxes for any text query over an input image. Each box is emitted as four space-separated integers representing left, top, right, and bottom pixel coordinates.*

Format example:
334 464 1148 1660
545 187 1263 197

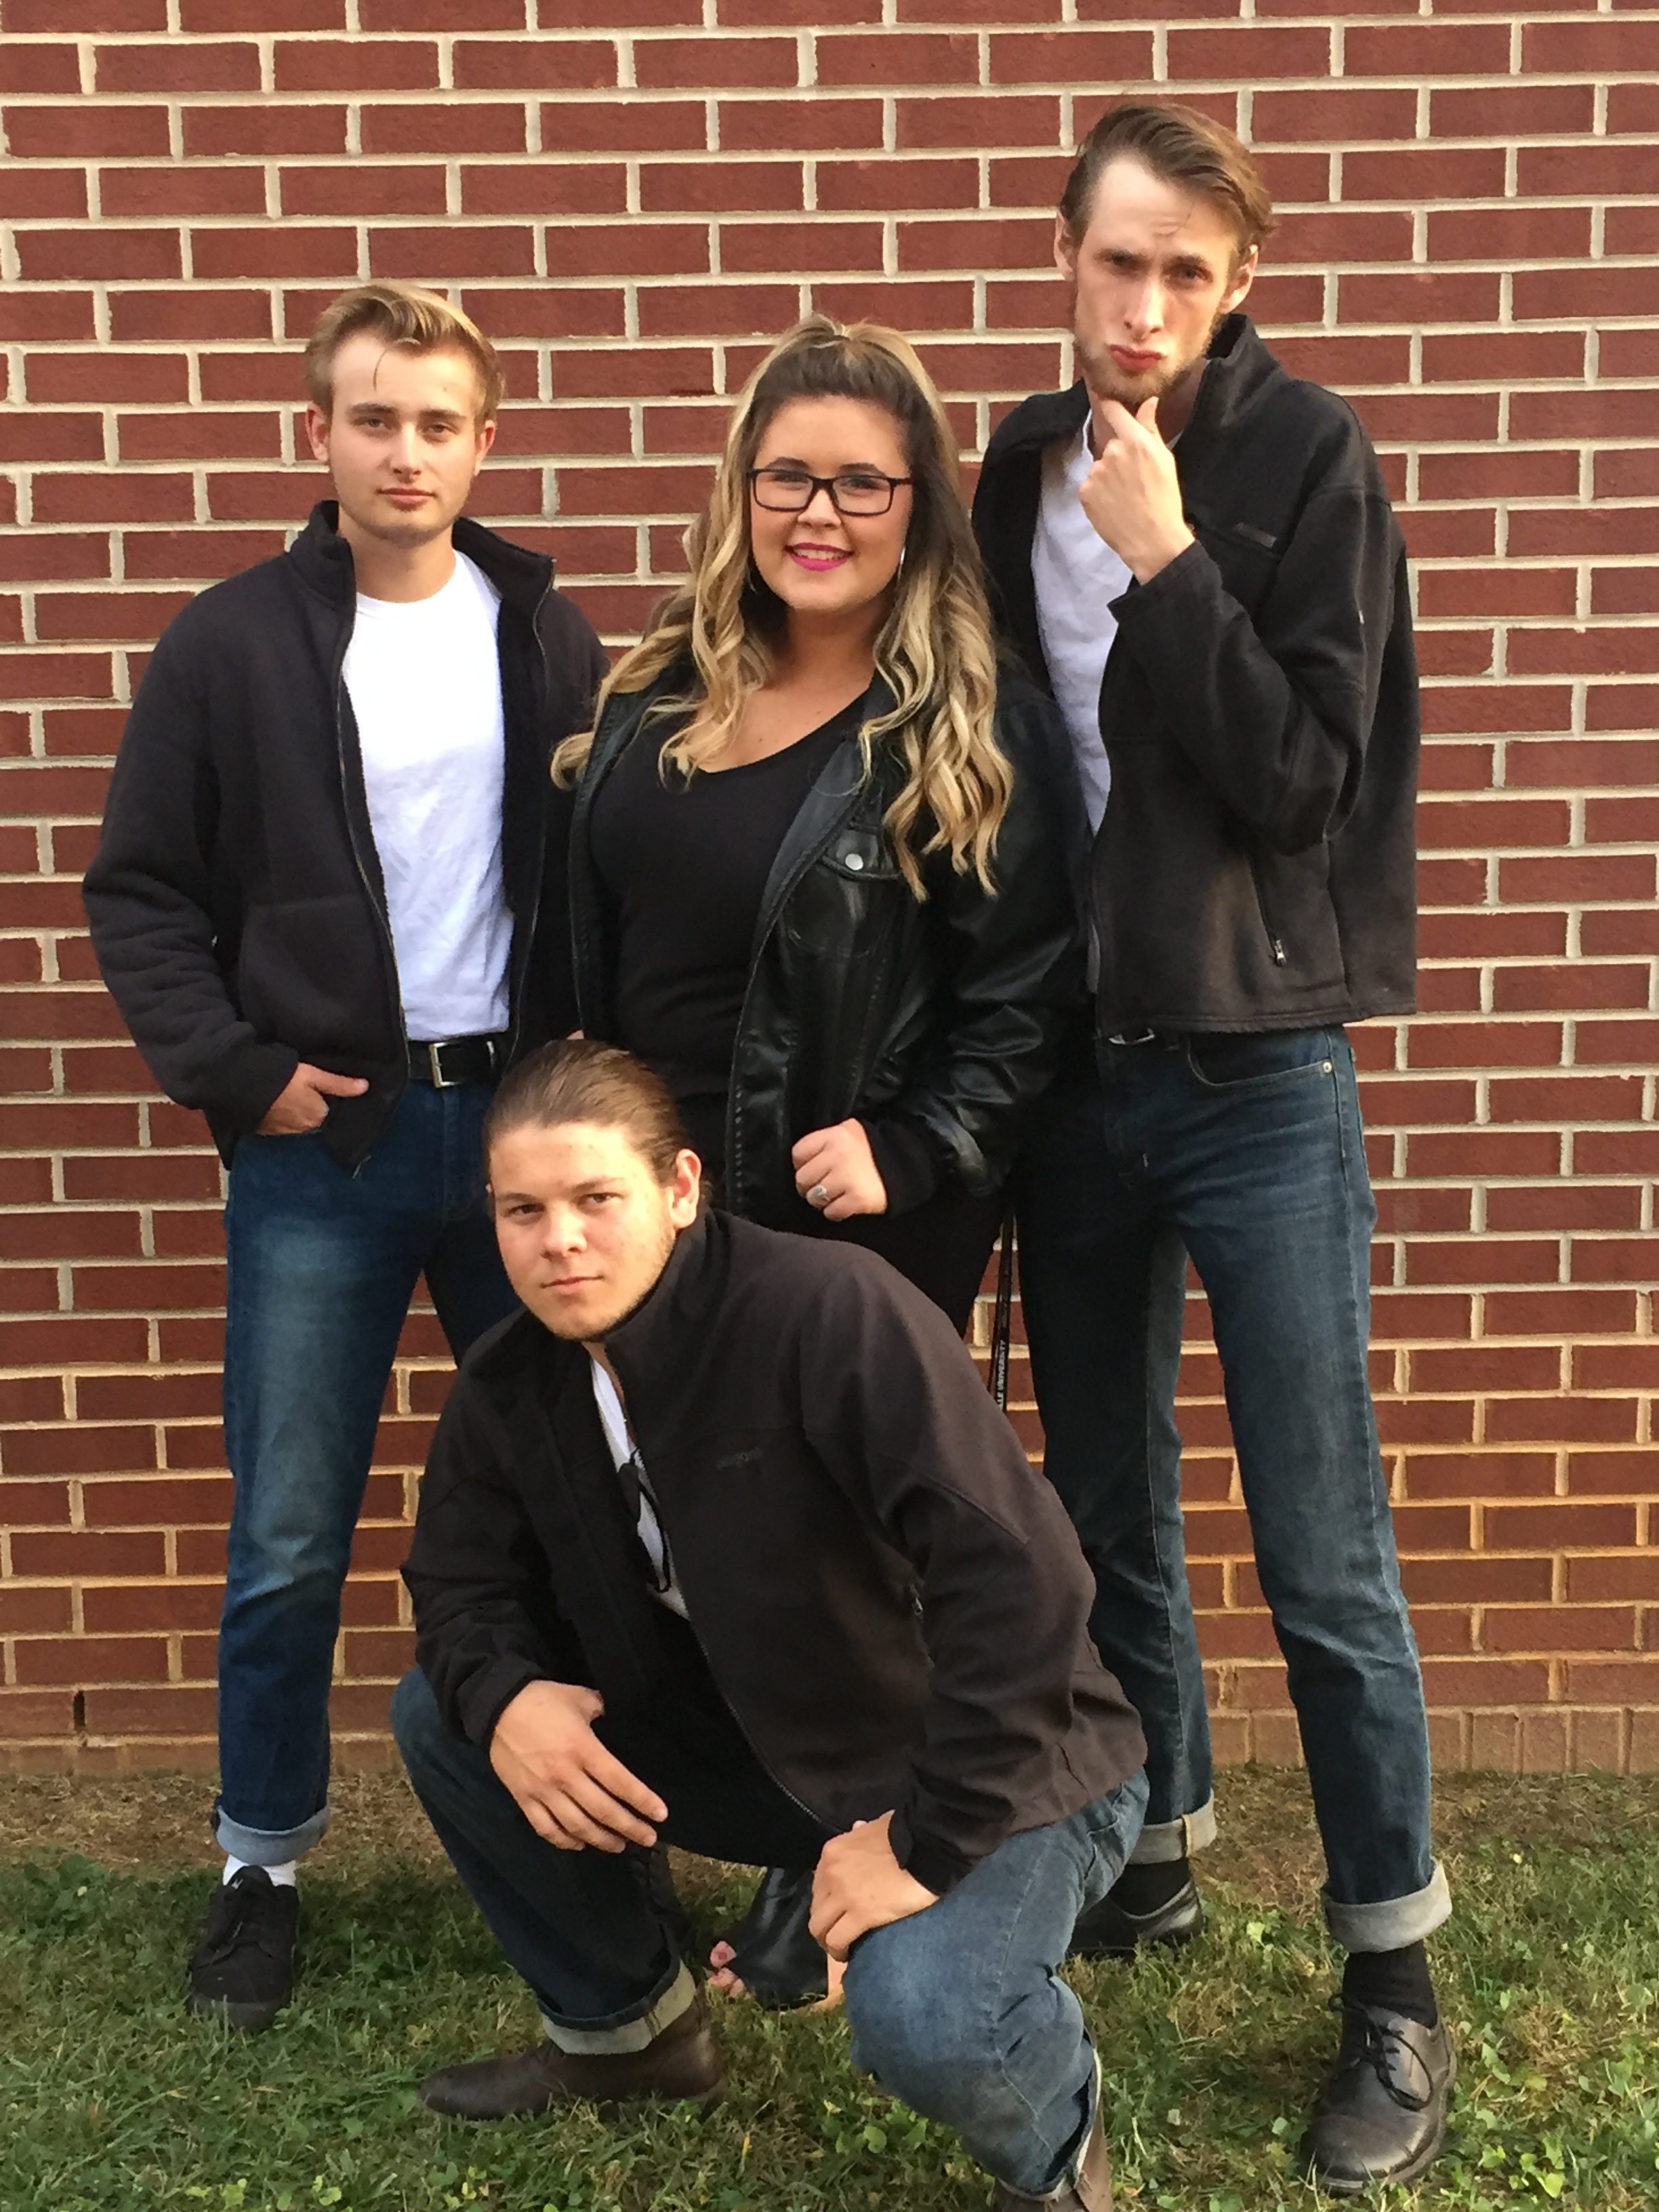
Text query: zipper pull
1269 935 1288 966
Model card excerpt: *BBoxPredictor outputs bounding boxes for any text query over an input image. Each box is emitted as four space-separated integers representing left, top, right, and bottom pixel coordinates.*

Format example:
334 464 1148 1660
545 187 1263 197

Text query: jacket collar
284 501 554 619
466 1209 727 1395
991 314 1284 469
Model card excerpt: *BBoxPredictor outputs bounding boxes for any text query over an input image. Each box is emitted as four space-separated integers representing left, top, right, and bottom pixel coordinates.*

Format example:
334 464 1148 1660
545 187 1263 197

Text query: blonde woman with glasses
552 316 1086 2004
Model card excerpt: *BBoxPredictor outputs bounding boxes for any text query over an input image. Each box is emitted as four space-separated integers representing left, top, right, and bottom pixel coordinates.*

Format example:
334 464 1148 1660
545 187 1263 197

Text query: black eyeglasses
749 466 913 516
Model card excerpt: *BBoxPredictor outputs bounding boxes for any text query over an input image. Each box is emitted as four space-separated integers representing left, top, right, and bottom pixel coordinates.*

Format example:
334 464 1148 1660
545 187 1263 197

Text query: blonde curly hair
554 314 1010 897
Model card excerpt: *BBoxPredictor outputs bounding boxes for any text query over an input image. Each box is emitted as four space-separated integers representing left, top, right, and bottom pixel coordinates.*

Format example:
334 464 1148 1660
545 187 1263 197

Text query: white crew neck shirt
344 550 511 1042
590 1357 689 1618
1031 422 1134 834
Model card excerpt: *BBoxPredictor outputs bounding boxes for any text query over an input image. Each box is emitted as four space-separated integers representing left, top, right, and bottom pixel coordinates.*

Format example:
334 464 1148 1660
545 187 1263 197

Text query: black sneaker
1070 1870 1204 1961
186 1867 298 2032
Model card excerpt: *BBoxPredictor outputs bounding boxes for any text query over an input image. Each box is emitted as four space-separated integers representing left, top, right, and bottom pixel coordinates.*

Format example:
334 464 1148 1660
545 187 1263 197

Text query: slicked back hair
1059 101 1276 264
483 1040 691 1186
304 281 505 424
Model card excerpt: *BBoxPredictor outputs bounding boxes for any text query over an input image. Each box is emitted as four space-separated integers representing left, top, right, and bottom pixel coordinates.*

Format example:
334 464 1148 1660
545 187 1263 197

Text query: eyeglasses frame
747 466 915 517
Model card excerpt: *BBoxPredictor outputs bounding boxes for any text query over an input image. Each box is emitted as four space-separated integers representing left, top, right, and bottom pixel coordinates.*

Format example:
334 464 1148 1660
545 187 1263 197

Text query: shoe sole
1071 1909 1205 1964
1303 2048 1458 2196
424 2082 725 2123
187 1991 286 2034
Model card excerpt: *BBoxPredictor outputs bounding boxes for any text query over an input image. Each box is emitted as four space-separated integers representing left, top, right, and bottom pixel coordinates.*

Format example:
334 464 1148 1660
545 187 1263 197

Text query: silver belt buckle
1107 1027 1158 1047
426 1040 458 1088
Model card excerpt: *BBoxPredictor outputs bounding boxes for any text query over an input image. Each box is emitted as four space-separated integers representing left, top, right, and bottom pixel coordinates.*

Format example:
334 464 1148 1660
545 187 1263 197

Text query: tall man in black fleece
972 104 1453 2192
83 283 605 2030
393 1040 1147 2212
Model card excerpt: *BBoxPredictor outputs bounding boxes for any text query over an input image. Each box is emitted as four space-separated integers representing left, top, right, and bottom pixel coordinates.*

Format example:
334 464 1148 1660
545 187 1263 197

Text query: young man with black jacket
972 104 1453 2192
394 1039 1147 2212
83 283 606 2031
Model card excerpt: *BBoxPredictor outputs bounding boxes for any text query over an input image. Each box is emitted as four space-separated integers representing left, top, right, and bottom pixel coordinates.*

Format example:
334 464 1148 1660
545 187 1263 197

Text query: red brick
14 1637 171 1687
1273 209 1414 264
895 95 1061 152
1486 1607 1638 1655
94 38 260 92
1168 24 1330 77
187 226 359 281
1343 148 1507 205
182 104 348 156
462 162 627 217
368 224 537 281
1349 22 1510 75
182 0 342 21
3 104 171 159
274 37 439 91
0 169 90 221
1524 18 1659 72
987 30 1152 84
896 216 1052 273
1512 389 1659 444
1428 85 1594 139
360 0 523 22
1482 1289 1639 1337
1252 86 1416 143
1565 1451 1658 1497
360 103 528 156
635 36 797 91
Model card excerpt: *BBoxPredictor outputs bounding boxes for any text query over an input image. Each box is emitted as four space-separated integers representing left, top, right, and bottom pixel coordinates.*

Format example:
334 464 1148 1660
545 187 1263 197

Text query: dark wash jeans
1015 1026 1450 1954
392 1660 1147 2198
214 1081 518 1865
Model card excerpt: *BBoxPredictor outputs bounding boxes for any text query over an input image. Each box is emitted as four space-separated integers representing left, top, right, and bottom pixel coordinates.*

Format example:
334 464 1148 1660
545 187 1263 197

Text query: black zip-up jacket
568 664 1086 1225
82 504 607 1168
972 313 1419 1034
404 1208 1145 1896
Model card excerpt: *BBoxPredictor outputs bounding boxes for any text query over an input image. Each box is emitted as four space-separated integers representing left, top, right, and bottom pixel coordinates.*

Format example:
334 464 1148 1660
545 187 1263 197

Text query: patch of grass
1 1769 1656 2210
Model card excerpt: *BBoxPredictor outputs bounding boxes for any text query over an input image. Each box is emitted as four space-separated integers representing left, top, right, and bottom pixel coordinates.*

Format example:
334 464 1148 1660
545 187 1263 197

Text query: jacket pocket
236 893 397 1062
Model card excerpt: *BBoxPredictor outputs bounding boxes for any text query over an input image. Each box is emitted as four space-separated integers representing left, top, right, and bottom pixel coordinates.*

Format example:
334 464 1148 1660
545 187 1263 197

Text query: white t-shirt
590 1357 689 1618
344 550 511 1042
1031 423 1134 834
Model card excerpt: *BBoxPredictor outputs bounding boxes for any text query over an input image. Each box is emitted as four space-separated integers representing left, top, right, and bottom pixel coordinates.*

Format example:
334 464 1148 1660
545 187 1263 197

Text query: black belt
406 1034 504 1088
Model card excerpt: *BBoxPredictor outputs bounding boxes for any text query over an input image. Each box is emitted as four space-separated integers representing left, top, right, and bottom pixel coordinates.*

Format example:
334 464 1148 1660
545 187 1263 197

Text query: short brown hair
304 281 505 423
484 1040 691 1185
1059 102 1275 262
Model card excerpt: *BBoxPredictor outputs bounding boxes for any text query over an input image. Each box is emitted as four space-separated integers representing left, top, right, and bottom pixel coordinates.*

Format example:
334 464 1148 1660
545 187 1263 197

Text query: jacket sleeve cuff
887 1802 975 1898
205 1040 302 1133
456 1657 546 1749
860 1115 944 1216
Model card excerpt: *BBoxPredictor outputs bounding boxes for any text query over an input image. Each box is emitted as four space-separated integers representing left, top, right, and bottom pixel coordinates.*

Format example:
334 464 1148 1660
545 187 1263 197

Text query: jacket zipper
1247 852 1288 966
503 572 555 1066
331 629 408 1162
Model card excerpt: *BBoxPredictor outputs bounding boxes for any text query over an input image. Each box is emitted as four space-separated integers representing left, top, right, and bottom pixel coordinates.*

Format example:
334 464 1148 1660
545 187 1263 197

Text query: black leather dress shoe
1069 1872 1204 1961
718 1866 827 2009
1302 1999 1456 2193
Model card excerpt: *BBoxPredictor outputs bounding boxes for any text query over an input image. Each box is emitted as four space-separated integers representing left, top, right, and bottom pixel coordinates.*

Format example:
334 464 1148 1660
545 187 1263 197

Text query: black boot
1070 1859 1203 1961
714 1866 827 2009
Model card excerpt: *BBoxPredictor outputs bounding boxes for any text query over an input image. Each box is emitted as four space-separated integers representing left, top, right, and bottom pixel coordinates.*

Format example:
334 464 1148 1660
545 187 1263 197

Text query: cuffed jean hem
539 1961 697 2055
1126 1793 1216 1866
1324 1859 1452 1953
213 1798 330 1866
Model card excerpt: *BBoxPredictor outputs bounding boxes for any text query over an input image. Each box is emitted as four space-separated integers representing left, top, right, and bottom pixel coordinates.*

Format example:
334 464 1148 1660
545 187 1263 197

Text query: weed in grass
2 1771 1656 2210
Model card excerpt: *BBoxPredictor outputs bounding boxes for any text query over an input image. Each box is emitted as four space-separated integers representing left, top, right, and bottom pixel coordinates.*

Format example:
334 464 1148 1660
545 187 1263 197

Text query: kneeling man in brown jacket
395 1040 1147 2210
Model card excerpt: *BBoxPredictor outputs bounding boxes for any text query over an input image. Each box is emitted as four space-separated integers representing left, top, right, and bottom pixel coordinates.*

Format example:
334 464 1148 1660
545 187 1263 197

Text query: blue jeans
1015 1029 1449 1954
392 1664 1147 2198
214 1081 518 1865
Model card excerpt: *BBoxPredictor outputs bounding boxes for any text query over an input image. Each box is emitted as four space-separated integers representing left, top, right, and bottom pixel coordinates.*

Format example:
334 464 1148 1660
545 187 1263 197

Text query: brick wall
1 3 1655 1780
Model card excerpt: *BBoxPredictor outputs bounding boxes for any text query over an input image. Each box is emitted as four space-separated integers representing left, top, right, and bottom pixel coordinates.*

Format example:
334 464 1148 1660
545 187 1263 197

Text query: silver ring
808 1182 829 1206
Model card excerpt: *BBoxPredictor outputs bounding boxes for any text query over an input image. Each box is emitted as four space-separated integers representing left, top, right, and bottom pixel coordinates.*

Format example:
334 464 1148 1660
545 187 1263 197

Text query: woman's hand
792 1119 888 1220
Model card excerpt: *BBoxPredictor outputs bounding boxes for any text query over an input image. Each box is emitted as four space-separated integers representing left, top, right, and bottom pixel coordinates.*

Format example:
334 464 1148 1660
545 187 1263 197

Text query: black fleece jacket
403 1210 1145 1896
972 313 1419 1034
83 506 607 1168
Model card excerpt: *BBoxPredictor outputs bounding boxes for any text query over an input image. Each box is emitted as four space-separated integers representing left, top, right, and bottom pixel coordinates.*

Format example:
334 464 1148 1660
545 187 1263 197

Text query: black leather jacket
568 664 1085 1226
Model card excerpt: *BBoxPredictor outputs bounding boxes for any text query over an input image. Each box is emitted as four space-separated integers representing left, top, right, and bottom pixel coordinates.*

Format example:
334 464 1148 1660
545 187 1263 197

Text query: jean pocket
1183 1028 1340 1092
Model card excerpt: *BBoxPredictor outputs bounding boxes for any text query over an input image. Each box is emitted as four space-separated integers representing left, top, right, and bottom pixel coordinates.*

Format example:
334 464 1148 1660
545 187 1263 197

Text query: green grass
1 1767 1656 2211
